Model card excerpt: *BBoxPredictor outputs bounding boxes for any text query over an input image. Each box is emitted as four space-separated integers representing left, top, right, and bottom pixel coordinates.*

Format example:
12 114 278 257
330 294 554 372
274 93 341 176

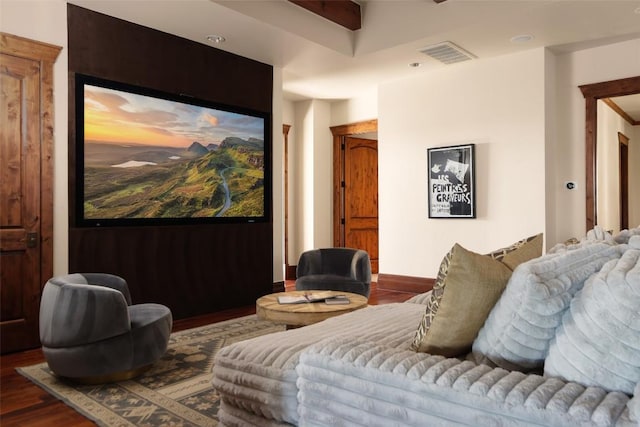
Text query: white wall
312 101 333 248
630 125 640 227
544 48 558 249
331 88 377 126
1 0 69 276
596 101 618 232
290 99 333 261
286 39 640 280
378 49 547 277
552 38 640 243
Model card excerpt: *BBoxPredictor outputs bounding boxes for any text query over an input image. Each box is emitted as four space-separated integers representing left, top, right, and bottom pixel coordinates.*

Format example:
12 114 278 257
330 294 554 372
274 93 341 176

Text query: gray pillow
544 240 639 394
472 242 625 371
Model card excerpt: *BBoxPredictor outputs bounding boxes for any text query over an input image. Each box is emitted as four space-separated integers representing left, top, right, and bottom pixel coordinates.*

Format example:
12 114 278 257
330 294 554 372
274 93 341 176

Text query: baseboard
377 273 434 294
272 281 285 293
285 264 297 281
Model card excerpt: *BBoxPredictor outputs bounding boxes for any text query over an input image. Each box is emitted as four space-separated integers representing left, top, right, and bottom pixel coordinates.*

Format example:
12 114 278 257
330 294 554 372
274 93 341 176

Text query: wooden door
343 136 379 273
0 33 60 354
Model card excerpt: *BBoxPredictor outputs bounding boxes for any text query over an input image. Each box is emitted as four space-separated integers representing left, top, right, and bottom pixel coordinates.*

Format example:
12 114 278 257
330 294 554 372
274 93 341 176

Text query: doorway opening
330 120 379 273
618 132 629 230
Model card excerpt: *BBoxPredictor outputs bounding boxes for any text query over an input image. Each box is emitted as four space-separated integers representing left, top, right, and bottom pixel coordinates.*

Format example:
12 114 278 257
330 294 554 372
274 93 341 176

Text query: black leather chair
295 248 372 298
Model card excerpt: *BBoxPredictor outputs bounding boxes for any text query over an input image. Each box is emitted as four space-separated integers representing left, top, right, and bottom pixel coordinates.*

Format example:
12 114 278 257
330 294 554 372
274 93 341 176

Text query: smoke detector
419 41 475 65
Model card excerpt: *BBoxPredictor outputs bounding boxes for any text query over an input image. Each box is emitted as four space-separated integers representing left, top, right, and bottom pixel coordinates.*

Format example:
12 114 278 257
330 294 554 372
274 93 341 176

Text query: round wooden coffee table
256 290 368 328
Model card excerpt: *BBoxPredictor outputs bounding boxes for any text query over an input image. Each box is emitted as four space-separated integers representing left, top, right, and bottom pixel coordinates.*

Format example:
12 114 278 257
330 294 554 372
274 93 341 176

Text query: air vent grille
419 41 475 65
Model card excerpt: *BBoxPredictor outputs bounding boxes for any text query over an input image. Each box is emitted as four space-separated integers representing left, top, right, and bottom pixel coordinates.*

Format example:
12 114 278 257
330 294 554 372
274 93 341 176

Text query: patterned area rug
17 315 285 426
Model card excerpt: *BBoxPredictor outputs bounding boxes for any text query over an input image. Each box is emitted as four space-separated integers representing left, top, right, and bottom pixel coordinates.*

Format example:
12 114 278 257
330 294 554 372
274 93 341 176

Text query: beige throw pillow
411 244 512 356
410 234 542 357
486 233 543 269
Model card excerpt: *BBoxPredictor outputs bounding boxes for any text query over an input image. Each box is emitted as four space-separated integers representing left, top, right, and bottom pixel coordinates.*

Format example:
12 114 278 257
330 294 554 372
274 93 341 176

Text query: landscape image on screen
81 81 266 222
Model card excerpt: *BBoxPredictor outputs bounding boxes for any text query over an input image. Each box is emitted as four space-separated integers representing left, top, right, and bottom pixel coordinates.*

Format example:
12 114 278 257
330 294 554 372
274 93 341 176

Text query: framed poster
427 144 475 218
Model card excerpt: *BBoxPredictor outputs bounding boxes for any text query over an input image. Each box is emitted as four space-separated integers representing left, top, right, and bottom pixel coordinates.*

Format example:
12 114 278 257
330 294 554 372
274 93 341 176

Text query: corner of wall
544 48 558 249
273 68 285 282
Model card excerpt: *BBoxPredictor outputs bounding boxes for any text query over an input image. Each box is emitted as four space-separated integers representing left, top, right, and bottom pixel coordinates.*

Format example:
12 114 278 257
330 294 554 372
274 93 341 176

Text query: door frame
580 76 640 230
330 119 378 247
1 33 58 279
0 33 60 352
618 132 629 230
283 124 297 280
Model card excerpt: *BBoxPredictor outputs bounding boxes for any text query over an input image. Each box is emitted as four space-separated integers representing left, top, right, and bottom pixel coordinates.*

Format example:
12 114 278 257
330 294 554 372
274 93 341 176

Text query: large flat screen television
75 74 271 227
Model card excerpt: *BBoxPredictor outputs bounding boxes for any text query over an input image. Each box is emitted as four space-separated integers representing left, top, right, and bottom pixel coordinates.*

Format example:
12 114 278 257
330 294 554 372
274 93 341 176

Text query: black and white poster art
427 144 475 218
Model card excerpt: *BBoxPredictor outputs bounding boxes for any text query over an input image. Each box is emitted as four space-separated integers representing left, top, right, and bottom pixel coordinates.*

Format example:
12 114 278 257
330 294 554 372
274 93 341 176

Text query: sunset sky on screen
84 85 264 148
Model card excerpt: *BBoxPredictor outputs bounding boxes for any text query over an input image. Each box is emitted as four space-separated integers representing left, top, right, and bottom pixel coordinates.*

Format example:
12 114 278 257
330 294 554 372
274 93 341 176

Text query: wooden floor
0 282 415 426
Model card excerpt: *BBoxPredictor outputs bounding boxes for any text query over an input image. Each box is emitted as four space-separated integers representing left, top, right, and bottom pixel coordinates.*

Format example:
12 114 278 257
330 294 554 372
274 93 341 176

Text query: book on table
323 295 350 305
277 291 350 305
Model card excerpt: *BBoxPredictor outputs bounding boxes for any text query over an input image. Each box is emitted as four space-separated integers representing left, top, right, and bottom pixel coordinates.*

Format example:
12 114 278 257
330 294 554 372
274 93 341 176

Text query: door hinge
341 181 345 188
341 218 345 225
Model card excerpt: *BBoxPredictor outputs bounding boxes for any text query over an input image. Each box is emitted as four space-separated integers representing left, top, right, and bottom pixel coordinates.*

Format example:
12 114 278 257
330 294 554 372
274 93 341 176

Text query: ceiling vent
419 41 475 65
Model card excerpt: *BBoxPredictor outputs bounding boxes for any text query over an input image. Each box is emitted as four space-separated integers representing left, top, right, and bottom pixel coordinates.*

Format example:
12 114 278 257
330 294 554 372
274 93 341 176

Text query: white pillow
544 242 639 394
614 226 640 244
629 383 640 422
472 242 625 371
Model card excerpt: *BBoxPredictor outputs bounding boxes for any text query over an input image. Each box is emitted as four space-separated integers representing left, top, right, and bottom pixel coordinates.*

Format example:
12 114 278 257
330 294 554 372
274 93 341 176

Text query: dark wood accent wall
67 5 274 319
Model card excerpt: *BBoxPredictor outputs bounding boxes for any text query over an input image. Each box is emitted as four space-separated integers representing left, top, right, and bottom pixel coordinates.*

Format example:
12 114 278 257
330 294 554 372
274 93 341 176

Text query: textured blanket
212 303 427 425
297 338 635 427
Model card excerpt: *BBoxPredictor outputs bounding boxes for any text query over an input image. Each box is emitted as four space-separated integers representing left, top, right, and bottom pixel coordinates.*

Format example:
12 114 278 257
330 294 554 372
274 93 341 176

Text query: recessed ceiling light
635 6 640 14
408 62 422 68
510 34 534 44
206 35 226 44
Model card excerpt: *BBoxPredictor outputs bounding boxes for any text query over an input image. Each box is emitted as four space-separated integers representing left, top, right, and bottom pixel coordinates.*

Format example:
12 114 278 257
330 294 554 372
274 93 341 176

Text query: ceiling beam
288 0 361 31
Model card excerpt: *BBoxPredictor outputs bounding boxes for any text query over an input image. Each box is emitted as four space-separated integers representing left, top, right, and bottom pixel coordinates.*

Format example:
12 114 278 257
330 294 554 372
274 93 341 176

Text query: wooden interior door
343 136 379 273
0 33 60 354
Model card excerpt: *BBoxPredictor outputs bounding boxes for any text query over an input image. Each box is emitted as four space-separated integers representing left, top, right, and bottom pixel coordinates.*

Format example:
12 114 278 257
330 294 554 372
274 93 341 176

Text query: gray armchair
39 273 172 383
295 248 372 298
